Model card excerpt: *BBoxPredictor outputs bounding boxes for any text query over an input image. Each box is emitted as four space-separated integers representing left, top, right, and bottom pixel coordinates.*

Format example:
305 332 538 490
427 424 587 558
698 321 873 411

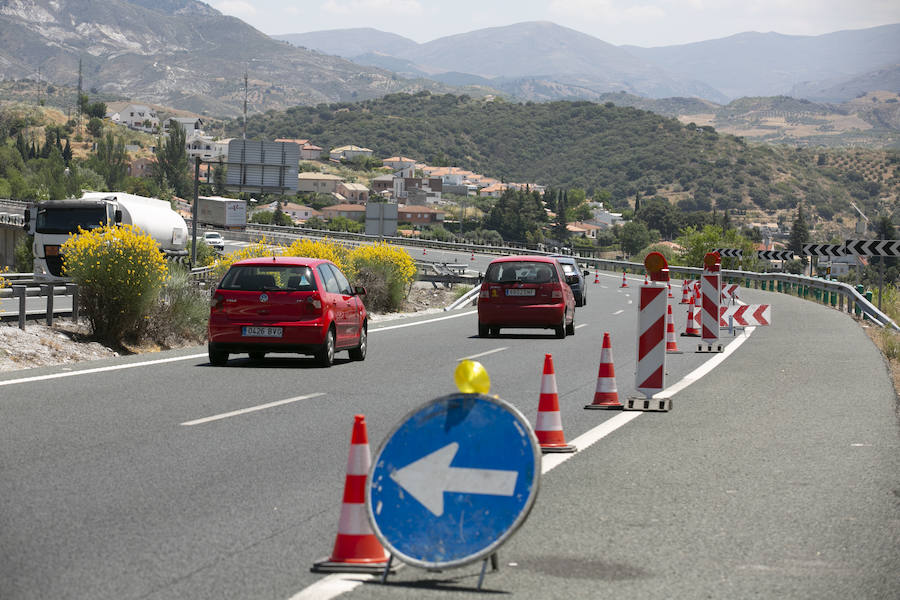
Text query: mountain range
0 0 898 119
277 21 900 104
0 0 454 117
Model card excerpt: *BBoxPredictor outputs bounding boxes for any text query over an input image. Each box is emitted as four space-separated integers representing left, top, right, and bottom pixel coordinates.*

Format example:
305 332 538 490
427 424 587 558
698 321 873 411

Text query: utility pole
76 58 83 134
242 70 248 140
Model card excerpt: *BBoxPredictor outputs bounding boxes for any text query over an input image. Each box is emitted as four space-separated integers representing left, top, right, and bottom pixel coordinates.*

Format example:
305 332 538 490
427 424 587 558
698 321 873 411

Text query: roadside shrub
348 242 417 312
61 224 168 345
142 266 210 344
14 235 33 273
282 238 351 275
0 266 9 288
191 240 217 267
880 329 900 362
211 237 279 281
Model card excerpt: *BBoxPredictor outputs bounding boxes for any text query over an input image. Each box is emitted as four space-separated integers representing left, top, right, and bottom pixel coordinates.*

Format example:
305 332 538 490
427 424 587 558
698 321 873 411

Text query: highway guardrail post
66 283 79 322
830 291 836 307
42 284 54 326
13 284 26 330
864 290 873 320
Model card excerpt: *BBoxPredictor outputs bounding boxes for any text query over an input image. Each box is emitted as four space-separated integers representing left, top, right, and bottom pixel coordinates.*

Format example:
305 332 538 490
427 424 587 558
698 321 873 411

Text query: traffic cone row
312 415 391 573
535 354 576 453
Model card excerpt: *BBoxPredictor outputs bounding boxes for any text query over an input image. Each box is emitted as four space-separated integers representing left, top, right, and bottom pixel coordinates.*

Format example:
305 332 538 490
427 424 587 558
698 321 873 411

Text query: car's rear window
485 261 558 284
219 265 317 291
559 263 576 275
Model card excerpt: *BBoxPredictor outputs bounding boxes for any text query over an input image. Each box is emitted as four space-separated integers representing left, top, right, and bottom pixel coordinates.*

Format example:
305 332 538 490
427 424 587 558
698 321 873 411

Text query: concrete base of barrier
623 397 671 412
696 343 723 353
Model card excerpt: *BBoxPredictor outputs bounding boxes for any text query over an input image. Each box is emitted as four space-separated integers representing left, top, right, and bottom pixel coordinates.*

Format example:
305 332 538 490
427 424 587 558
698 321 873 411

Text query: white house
109 104 159 132
330 145 373 161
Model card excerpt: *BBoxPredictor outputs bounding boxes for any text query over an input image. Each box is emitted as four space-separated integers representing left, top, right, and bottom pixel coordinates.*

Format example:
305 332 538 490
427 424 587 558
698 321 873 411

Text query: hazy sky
207 0 900 47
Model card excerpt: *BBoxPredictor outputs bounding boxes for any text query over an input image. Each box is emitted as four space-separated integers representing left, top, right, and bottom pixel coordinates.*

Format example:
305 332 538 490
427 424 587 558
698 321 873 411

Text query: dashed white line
574 324 588 330
613 310 624 315
459 347 508 361
180 393 325 426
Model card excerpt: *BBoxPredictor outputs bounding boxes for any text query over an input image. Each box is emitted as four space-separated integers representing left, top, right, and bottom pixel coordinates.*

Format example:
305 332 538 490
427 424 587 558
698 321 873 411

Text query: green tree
619 220 652 257
87 117 103 138
88 132 128 190
154 121 190 198
676 225 756 269
789 204 810 264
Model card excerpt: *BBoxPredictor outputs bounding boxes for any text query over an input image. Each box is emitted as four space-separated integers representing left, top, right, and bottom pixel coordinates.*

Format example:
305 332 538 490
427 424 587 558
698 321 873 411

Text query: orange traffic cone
644 273 649 285
681 297 701 337
585 332 623 409
423 247 427 255
680 280 691 304
536 354 576 453
312 415 391 573
593 271 599 284
667 281 674 299
666 303 682 353
620 271 628 288
470 250 475 261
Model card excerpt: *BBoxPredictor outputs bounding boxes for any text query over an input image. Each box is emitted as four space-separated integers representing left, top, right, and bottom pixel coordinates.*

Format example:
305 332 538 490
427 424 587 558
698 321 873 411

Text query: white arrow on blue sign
367 393 541 569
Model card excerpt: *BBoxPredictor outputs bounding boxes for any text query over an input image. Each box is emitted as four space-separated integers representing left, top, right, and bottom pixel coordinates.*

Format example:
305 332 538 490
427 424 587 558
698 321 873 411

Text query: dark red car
207 257 367 367
477 256 576 338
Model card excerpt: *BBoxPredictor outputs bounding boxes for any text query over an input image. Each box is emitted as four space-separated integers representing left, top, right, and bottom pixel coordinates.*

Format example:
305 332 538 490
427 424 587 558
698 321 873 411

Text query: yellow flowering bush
0 266 9 289
283 238 352 275
62 224 168 344
211 237 281 281
348 241 417 312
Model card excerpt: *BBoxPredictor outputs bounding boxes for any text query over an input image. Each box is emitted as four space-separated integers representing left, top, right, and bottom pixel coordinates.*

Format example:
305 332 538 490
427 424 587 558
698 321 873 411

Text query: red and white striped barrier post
627 252 671 412
699 252 723 353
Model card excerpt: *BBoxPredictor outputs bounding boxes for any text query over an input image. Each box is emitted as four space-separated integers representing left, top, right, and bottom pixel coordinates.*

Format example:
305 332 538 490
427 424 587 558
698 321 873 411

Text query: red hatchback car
207 257 367 367
477 256 576 338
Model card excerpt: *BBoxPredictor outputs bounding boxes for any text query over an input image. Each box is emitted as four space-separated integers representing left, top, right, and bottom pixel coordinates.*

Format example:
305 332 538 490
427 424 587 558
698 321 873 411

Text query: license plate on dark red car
242 326 283 337
506 289 535 296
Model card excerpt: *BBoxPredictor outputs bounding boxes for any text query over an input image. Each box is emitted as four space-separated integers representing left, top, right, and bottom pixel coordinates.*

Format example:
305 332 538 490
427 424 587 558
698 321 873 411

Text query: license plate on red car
242 326 283 337
506 289 535 296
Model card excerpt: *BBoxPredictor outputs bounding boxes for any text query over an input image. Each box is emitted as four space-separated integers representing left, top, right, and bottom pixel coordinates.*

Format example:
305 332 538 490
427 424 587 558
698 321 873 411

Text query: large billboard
225 140 299 194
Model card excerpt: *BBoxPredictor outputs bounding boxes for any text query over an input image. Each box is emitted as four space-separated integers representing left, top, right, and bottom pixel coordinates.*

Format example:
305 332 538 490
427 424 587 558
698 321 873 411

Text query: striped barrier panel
629 282 669 411
701 270 721 350
720 304 771 327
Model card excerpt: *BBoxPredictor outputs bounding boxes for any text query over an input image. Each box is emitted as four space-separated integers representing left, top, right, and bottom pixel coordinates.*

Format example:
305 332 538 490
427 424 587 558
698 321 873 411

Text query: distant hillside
0 0 456 117
235 92 899 232
625 24 900 99
791 64 900 102
278 22 728 102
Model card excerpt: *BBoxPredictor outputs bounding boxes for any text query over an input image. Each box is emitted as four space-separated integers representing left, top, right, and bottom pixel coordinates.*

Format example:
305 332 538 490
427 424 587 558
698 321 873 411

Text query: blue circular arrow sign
367 393 541 569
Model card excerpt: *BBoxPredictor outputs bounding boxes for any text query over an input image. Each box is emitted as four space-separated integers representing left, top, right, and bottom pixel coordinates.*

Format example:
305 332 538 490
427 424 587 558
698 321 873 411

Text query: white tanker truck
23 192 189 281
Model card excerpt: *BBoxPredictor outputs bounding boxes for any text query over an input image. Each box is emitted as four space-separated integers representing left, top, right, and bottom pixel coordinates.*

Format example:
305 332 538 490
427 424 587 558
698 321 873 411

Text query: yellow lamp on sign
454 360 491 394
703 252 721 271
644 251 669 282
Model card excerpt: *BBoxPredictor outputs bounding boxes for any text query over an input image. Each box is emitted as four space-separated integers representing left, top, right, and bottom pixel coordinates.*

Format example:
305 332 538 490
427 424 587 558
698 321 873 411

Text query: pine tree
62 138 72 165
789 204 810 264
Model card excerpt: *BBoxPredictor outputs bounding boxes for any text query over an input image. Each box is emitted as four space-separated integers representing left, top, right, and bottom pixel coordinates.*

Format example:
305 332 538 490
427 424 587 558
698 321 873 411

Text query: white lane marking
459 347 508 361
541 412 642 473
370 310 477 333
574 324 588 330
288 574 374 600
0 353 208 388
287 327 756 600
0 311 479 389
613 309 624 315
180 393 325 426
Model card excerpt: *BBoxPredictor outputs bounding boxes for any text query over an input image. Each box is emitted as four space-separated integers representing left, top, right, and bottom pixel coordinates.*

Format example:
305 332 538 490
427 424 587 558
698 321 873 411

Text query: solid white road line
574 324 588 330
459 347 508 361
288 328 757 600
0 353 209 388
180 393 325 426
0 311 480 389
370 310 477 332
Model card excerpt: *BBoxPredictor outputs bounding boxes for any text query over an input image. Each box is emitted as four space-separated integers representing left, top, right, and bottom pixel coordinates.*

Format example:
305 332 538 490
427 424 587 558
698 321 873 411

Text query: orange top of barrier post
644 251 669 282
703 252 721 273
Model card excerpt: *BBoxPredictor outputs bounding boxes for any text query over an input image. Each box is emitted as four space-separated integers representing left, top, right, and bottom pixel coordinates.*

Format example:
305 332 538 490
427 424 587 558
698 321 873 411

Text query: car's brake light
306 294 323 313
479 286 490 299
210 293 224 310
551 290 563 299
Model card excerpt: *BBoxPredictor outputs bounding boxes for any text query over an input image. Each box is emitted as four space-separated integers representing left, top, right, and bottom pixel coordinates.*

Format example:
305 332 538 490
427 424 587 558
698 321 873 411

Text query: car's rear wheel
555 312 567 338
478 321 489 337
248 351 265 361
349 322 367 361
490 326 500 337
316 327 335 367
208 343 229 366
566 312 575 336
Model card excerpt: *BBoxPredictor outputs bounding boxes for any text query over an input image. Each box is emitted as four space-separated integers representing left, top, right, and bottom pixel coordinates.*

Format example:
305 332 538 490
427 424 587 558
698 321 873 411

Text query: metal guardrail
0 283 78 329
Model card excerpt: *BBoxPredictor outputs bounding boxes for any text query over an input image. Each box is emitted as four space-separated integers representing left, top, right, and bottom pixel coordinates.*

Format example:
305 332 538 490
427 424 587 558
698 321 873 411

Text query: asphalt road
0 274 897 600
